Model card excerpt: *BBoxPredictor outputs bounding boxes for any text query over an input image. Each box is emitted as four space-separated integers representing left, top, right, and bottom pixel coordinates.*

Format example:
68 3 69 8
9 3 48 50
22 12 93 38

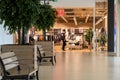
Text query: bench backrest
0 52 19 75
1 45 35 68
36 41 54 56
37 45 44 54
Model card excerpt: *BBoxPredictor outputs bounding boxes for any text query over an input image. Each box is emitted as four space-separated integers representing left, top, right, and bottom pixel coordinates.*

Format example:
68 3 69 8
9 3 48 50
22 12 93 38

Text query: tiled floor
39 51 120 80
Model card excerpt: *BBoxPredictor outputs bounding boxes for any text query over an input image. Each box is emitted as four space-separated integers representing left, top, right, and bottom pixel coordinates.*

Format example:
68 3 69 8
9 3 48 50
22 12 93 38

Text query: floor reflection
39 52 120 80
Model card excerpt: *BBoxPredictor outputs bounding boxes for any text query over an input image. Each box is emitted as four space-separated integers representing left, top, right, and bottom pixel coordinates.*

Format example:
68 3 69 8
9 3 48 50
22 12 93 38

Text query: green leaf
34 4 56 31
0 0 40 33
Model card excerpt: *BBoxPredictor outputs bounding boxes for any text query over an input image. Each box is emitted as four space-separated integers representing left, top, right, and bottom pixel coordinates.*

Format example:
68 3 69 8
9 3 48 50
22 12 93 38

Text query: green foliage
85 28 93 45
99 28 106 46
0 0 40 33
35 4 56 31
0 0 56 42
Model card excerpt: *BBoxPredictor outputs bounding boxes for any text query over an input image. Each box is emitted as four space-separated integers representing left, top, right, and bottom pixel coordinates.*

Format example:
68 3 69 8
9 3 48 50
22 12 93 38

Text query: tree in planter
85 28 93 49
0 0 40 44
99 27 107 51
34 4 56 41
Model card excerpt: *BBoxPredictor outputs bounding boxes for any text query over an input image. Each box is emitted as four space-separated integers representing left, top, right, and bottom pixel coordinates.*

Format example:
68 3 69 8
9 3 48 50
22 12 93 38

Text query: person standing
61 30 66 51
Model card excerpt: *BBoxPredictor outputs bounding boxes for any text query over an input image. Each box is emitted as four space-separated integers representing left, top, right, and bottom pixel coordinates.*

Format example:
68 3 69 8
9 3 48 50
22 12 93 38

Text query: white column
116 0 120 56
0 45 1 54
93 0 96 53
105 16 108 34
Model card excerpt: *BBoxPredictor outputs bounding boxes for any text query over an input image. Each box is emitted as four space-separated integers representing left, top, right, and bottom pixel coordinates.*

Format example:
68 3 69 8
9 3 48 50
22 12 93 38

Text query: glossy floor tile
39 52 120 80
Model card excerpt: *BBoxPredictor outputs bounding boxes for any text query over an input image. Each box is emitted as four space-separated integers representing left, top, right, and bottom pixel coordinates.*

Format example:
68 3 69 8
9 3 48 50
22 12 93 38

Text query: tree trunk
22 27 26 44
18 29 21 44
43 29 46 41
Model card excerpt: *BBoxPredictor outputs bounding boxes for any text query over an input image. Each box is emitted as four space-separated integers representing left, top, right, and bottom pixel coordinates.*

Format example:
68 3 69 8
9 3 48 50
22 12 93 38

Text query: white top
76 36 80 42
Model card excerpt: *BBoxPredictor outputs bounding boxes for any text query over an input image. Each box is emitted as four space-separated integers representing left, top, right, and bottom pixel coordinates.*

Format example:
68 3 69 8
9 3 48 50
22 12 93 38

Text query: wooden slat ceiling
54 2 107 27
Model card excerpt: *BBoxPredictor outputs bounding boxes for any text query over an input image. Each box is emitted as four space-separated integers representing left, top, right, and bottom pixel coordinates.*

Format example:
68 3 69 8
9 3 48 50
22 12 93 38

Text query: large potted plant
85 28 93 49
99 27 107 51
0 0 40 44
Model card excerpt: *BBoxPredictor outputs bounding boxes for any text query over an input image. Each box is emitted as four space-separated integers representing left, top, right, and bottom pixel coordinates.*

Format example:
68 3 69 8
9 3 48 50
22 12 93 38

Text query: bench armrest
8 62 31 74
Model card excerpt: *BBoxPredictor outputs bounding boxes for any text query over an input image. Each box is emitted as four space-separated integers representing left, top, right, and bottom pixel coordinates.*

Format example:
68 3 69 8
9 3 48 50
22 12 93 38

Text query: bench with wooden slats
0 52 39 80
37 45 56 65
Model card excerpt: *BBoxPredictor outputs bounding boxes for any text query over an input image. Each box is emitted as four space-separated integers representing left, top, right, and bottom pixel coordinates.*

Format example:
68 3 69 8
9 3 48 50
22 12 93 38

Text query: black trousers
62 40 66 50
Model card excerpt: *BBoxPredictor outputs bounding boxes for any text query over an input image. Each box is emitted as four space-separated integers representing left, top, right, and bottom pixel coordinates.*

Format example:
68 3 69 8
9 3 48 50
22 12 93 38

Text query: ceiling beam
73 17 77 25
95 15 107 25
64 15 103 17
85 14 90 23
60 16 68 23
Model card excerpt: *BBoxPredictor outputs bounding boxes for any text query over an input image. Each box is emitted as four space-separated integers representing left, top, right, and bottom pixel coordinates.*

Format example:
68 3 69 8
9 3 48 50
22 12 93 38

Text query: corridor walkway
39 51 120 80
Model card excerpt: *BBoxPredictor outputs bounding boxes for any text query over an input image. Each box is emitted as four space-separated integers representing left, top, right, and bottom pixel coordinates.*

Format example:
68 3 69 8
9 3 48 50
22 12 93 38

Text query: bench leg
51 56 56 65
36 71 39 80
51 57 54 65
54 56 56 63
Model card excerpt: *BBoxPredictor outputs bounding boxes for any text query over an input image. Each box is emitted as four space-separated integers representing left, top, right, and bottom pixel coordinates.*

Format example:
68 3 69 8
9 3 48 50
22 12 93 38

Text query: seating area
0 42 56 79
0 51 39 80
0 43 119 80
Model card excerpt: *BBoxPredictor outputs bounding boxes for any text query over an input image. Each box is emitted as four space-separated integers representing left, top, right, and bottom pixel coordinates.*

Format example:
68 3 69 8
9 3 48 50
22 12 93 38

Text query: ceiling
54 2 107 28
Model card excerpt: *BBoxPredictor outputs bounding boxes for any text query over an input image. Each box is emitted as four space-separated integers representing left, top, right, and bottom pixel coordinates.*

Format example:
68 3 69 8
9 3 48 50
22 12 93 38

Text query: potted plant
85 28 93 50
99 27 106 51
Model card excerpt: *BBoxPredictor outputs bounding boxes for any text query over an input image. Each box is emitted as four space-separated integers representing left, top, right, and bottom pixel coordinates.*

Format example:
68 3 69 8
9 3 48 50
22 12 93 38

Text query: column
108 0 114 52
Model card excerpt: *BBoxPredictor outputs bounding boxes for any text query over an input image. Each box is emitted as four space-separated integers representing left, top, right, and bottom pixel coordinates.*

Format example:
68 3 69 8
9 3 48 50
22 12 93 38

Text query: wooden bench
37 45 56 65
0 52 39 80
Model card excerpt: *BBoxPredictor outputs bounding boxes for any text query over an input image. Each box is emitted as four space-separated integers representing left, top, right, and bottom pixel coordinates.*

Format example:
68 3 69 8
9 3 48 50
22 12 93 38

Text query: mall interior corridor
39 51 120 80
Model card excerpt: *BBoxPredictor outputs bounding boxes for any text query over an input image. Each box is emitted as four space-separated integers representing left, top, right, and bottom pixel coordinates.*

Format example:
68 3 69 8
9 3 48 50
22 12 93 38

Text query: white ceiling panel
50 0 95 8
